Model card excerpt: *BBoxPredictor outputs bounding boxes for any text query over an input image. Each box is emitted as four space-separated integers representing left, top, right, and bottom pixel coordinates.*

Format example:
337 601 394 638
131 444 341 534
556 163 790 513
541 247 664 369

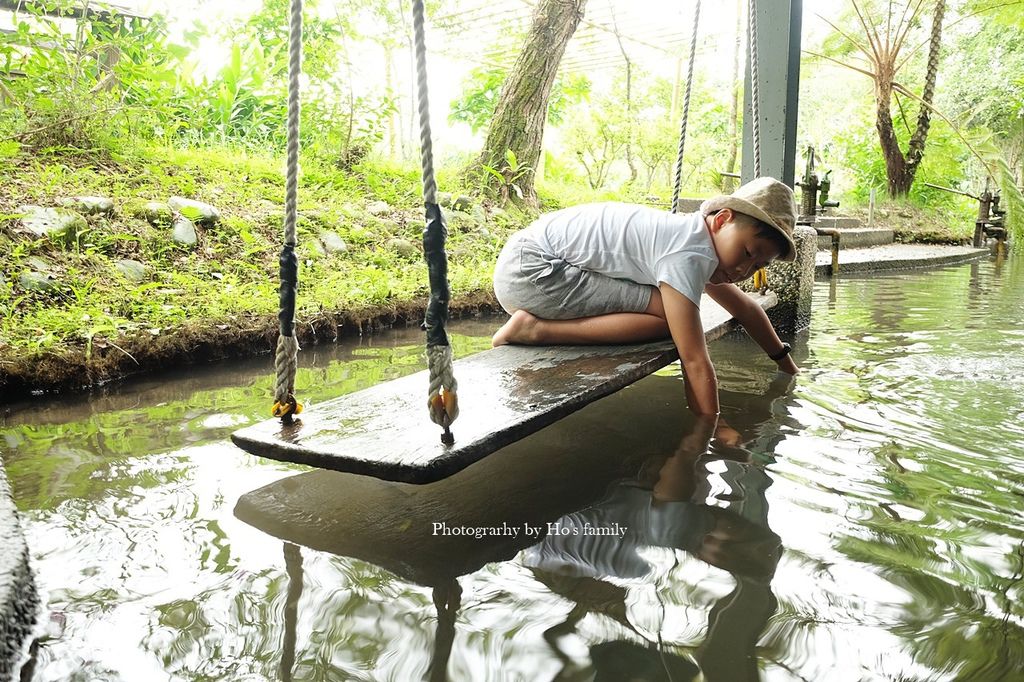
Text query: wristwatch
768 342 792 362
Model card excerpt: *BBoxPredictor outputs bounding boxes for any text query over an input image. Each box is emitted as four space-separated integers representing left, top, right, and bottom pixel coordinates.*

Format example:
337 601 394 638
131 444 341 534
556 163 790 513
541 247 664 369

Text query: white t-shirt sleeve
655 252 717 307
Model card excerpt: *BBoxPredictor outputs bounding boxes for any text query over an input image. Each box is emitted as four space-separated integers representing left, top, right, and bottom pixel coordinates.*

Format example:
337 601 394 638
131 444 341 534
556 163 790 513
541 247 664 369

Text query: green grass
0 143 535 370
0 140 991 390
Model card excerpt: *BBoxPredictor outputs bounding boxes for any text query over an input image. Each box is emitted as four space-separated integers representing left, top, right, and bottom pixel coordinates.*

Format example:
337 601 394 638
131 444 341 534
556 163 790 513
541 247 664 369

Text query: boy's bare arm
704 283 799 374
659 283 720 416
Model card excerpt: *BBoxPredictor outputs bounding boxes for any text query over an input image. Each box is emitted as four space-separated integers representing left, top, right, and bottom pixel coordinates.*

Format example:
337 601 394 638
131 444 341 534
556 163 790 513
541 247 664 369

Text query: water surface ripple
3 256 1023 681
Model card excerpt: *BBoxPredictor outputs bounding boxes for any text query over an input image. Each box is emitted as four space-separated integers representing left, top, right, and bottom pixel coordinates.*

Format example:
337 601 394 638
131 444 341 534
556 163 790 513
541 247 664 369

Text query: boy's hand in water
679 414 717 454
776 353 799 375
714 418 743 447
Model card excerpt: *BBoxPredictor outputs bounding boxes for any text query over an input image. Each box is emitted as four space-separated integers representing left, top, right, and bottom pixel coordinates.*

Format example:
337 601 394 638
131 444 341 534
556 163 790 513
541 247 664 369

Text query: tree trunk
875 72 908 197
903 0 946 182
877 0 946 196
466 0 586 203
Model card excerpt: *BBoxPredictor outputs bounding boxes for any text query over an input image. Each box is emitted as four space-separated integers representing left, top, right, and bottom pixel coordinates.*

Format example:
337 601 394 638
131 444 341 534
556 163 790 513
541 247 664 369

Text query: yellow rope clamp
428 388 459 431
752 267 768 293
272 394 304 419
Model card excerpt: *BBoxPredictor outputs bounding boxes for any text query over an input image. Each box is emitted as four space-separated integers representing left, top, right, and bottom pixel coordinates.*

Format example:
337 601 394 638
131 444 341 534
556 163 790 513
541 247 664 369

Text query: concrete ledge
813 216 862 229
815 244 989 276
816 227 894 250
675 198 705 213
0 464 38 681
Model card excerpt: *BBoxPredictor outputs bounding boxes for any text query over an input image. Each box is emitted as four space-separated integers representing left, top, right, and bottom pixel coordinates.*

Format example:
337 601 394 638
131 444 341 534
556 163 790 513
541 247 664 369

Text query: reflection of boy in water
524 410 784 681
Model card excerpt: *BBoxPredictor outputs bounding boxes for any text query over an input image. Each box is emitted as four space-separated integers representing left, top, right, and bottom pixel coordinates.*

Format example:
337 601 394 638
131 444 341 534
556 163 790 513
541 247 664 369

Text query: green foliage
480 149 535 202
0 0 402 157
560 69 730 197
0 143 519 363
0 3 180 149
566 103 627 190
449 65 591 134
971 128 1024 242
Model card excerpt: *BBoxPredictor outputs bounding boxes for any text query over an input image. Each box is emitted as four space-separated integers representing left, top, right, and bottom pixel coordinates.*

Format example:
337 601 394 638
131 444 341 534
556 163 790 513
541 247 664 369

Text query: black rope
422 202 451 348
277 244 298 338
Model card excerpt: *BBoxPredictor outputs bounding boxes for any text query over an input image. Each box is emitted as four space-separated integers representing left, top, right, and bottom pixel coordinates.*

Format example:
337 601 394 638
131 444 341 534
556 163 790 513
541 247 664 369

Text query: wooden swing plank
231 291 777 483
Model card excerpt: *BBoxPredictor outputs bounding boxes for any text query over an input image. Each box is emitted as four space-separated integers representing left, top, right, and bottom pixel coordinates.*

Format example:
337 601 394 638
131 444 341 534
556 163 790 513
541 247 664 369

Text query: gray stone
168 196 221 226
26 256 52 273
319 231 348 254
437 192 454 209
446 210 473 231
470 204 486 224
301 210 331 227
134 201 172 225
115 259 148 283
59 195 114 216
18 205 87 242
453 194 473 212
367 200 392 216
386 238 418 259
172 216 198 246
0 464 39 681
19 270 57 292
302 240 326 258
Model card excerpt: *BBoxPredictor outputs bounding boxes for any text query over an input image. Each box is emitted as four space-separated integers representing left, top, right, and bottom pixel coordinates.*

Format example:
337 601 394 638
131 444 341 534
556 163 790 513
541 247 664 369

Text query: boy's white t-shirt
527 202 719 307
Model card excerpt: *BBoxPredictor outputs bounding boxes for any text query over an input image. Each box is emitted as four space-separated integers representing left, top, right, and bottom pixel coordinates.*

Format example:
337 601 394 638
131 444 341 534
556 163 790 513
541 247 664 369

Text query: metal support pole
975 191 992 248
742 0 802 186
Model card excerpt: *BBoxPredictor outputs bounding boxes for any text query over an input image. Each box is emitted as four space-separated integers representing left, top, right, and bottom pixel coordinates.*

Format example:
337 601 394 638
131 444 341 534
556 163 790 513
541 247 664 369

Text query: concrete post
0 463 37 680
736 0 810 333
741 0 802 187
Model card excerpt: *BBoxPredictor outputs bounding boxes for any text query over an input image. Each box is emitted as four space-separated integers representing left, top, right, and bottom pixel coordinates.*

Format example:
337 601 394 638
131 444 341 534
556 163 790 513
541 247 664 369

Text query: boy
491 176 800 417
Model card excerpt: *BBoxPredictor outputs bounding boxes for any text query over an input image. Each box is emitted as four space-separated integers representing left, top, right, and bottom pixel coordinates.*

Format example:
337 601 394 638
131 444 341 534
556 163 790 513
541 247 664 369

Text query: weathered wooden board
231 292 776 483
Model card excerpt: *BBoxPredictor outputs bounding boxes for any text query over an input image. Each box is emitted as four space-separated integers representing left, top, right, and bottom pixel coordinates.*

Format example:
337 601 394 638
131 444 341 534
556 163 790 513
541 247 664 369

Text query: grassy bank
1 143 984 400
0 144 533 399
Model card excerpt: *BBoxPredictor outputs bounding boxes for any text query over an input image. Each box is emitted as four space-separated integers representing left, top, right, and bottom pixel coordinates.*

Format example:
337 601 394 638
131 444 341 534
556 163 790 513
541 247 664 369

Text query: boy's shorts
493 230 653 320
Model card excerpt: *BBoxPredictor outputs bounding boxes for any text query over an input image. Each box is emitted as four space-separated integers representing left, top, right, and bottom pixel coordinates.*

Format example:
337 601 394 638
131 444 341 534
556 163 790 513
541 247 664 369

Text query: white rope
671 0 701 213
412 0 437 205
273 0 303 410
427 345 459 425
747 0 762 178
411 0 457 434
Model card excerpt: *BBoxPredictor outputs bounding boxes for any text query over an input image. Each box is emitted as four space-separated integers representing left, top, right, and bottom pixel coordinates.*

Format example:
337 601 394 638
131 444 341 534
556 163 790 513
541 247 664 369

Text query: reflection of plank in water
232 366 711 588
231 293 777 483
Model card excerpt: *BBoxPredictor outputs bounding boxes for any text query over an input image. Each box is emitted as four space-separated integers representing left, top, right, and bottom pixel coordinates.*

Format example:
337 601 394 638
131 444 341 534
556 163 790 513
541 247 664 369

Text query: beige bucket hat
700 177 798 261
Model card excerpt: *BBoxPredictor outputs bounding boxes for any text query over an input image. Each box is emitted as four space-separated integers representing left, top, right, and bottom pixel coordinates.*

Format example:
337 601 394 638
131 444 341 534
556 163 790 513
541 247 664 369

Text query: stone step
812 216 862 229
816 227 894 250
815 243 989 275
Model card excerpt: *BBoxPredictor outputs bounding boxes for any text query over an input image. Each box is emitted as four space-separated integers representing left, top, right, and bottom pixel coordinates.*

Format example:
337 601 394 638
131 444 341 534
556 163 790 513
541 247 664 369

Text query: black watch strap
768 342 792 362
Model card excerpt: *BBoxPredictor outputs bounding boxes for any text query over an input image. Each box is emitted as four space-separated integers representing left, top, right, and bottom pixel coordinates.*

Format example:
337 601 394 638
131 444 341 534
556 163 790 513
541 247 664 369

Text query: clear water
3 252 1023 681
